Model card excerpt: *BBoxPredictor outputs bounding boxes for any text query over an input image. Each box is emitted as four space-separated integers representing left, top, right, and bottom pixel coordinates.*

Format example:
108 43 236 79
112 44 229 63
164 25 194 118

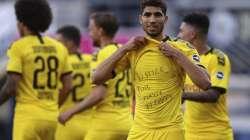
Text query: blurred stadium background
0 0 250 140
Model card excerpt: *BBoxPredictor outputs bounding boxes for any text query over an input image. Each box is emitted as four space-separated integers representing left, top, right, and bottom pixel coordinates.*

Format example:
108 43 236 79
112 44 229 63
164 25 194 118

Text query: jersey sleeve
90 45 118 86
6 43 23 74
168 40 203 67
210 54 231 93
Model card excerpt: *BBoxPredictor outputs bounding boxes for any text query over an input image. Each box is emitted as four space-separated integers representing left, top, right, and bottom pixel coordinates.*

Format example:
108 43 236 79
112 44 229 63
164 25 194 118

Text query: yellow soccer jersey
60 53 92 117
7 35 72 121
116 36 202 130
184 48 233 139
90 43 132 131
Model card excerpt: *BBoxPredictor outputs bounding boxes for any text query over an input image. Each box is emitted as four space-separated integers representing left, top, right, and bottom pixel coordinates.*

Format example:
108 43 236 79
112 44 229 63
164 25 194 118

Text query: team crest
216 72 224 79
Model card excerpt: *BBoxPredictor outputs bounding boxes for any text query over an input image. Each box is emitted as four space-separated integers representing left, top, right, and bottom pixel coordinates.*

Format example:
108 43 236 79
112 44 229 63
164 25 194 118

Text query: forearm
0 75 18 105
178 54 210 90
68 92 104 115
0 84 13 105
93 47 128 85
59 74 72 107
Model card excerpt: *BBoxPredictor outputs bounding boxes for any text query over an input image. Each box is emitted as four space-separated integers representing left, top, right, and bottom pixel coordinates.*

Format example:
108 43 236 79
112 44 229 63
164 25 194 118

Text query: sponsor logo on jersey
192 54 200 62
216 71 224 79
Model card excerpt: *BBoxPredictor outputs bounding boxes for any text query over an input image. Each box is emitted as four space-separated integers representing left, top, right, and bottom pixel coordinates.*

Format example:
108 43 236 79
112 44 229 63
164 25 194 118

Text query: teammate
91 0 211 140
58 13 132 140
55 25 92 140
0 0 72 140
178 13 234 140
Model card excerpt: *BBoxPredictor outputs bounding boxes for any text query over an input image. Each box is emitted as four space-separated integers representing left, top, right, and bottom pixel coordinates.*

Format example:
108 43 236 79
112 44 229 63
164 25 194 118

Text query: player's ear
139 15 143 25
164 15 168 23
99 27 105 36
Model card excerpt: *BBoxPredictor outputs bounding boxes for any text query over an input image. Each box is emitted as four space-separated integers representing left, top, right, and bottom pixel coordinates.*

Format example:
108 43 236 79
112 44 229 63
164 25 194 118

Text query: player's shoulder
167 37 195 51
102 43 119 52
99 43 119 58
44 36 64 48
210 48 229 66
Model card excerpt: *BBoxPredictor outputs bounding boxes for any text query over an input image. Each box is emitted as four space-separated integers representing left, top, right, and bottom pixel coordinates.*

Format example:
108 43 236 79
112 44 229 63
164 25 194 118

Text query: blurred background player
55 25 92 140
58 12 132 140
0 0 72 140
178 13 233 140
91 0 210 140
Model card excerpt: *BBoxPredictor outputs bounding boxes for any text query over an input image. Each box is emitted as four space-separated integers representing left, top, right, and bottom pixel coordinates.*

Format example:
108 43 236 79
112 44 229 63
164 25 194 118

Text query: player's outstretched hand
123 36 147 52
58 110 74 125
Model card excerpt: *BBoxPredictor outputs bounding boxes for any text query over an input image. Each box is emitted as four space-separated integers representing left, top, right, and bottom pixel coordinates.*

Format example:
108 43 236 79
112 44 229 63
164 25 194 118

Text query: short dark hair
90 12 119 38
15 0 52 33
140 0 167 15
57 25 81 46
183 13 210 36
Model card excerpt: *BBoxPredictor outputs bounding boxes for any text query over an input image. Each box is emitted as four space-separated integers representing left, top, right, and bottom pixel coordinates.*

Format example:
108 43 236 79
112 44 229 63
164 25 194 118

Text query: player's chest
133 49 182 81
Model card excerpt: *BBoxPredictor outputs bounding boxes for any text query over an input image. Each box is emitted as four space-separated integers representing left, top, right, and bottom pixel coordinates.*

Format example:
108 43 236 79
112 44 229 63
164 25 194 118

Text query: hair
183 13 210 36
57 25 81 47
90 12 119 38
15 0 52 43
140 0 167 15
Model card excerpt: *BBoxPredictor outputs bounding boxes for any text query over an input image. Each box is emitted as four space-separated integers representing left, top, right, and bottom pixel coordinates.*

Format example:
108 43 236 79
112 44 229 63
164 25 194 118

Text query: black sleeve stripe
210 86 226 94
61 71 72 77
197 64 206 69
7 71 22 76
111 70 116 78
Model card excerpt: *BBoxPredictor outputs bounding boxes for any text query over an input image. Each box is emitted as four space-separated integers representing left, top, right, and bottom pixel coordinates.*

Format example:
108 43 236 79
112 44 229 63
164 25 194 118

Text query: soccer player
0 0 72 140
58 13 132 140
55 25 92 140
178 13 234 140
91 0 211 140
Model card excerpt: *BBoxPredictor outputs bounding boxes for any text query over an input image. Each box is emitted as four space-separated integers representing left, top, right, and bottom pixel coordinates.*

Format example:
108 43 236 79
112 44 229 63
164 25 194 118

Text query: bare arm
92 47 128 85
0 73 21 105
59 73 72 107
58 85 106 124
159 44 211 90
92 36 147 85
182 88 224 103
177 54 210 90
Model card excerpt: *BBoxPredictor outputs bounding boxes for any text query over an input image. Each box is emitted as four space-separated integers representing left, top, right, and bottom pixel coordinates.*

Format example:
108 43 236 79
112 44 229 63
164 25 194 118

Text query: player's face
140 6 167 38
56 34 69 49
88 19 101 47
177 22 195 43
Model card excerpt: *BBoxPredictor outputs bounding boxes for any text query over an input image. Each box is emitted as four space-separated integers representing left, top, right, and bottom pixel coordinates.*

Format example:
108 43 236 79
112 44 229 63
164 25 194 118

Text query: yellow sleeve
6 43 23 74
169 40 202 66
210 54 231 93
61 46 72 75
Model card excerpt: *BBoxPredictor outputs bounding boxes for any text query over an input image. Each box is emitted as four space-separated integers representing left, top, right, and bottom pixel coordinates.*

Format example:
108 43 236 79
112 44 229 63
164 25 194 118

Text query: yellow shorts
185 132 234 140
13 119 57 140
55 116 90 140
127 127 184 140
85 130 128 140
84 118 130 140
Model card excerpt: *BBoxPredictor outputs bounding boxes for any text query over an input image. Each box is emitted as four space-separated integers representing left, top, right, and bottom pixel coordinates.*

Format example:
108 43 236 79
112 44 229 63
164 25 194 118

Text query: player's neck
194 39 209 55
69 47 79 54
147 33 165 41
100 36 114 48
22 28 36 37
